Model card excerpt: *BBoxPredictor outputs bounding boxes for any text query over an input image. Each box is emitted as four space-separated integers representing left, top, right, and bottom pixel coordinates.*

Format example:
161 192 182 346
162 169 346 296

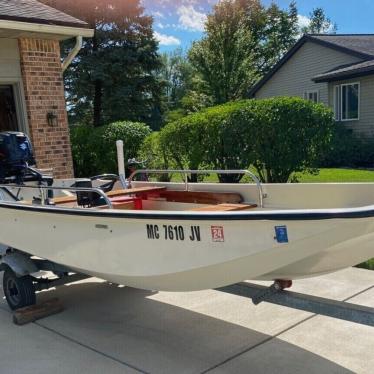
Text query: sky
141 0 374 52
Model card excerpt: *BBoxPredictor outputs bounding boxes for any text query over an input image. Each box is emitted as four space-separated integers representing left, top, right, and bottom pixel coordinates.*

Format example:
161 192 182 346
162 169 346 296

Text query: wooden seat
106 186 166 197
156 190 243 205
189 203 257 211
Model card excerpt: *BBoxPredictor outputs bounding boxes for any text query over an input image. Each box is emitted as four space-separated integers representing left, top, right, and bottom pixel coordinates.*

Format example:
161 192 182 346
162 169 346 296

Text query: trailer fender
0 251 38 277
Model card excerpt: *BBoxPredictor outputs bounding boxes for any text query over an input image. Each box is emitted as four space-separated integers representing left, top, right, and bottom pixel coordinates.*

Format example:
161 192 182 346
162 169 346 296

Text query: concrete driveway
0 267 373 374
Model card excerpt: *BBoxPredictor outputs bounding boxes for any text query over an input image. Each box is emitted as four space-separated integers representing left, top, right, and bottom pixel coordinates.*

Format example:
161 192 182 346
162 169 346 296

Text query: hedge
321 124 374 168
159 97 334 183
70 121 151 177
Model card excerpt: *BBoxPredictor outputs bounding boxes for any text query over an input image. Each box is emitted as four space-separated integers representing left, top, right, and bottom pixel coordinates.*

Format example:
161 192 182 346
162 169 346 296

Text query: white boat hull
0 199 373 291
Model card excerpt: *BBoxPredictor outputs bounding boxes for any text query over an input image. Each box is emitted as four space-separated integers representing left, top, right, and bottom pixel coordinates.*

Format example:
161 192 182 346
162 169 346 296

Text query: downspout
62 35 83 72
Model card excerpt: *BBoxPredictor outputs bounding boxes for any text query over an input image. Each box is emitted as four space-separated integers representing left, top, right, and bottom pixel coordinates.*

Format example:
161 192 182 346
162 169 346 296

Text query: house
249 34 374 138
0 0 93 178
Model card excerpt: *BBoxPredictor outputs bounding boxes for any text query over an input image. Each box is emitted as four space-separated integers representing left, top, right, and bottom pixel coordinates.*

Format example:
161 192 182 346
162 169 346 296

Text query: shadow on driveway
0 278 353 374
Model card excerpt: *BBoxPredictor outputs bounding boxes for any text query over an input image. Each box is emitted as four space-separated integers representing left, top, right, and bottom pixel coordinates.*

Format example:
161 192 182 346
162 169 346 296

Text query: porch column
18 38 74 179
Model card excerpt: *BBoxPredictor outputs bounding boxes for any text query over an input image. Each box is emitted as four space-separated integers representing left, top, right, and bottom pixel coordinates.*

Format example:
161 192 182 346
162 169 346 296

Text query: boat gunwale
1 200 374 221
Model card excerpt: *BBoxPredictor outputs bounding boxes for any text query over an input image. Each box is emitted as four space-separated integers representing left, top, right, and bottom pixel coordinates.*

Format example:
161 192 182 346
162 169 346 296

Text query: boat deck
51 186 260 212
0 267 373 373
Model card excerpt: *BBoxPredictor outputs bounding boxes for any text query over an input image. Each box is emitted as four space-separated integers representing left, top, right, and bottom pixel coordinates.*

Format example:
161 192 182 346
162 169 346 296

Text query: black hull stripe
1 202 374 221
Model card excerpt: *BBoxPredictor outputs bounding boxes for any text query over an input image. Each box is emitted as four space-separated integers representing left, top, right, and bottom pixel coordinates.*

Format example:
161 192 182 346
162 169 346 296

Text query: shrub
357 140 374 167
160 97 334 183
248 97 334 182
320 124 362 167
70 121 151 177
138 132 174 181
321 124 374 168
160 101 255 182
70 124 96 177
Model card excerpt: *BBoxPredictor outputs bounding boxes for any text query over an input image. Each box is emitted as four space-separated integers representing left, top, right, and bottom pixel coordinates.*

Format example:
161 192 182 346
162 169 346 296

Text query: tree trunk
92 29 102 127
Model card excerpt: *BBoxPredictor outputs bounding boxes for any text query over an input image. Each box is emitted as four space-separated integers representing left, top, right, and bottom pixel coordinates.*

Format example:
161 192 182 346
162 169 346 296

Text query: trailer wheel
3 268 36 310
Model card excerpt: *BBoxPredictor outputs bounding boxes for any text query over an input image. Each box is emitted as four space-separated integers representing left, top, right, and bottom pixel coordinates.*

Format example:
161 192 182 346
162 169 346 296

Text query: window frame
304 90 319 103
337 82 360 122
333 85 340 121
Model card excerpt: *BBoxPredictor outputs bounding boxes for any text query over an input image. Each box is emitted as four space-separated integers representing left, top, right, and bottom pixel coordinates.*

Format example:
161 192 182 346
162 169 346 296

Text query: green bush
160 97 334 183
248 97 334 182
321 124 374 168
321 125 362 167
160 101 255 182
138 132 174 181
70 124 96 177
70 121 151 177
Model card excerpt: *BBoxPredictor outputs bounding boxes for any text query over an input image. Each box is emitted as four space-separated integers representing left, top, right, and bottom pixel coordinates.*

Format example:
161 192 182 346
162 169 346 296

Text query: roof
249 34 374 97
313 60 374 82
0 0 88 28
310 34 374 58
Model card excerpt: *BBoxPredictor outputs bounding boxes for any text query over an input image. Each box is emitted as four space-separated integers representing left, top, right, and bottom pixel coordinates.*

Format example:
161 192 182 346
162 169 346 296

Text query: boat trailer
217 281 374 327
0 247 373 327
0 247 89 311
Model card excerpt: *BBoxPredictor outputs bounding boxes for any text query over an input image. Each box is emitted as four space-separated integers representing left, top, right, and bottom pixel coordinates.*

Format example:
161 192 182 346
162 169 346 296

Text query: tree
159 49 193 110
188 0 299 105
189 0 259 104
302 8 337 34
40 0 164 129
257 1 299 74
160 49 214 122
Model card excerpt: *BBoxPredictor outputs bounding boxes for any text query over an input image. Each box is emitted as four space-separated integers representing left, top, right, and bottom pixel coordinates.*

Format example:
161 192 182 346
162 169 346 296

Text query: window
0 85 18 132
0 81 28 134
304 90 319 103
333 82 360 121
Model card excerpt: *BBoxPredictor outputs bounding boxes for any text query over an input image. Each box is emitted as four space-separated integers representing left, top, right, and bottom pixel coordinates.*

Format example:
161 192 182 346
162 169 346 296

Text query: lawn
169 167 374 183
296 168 374 183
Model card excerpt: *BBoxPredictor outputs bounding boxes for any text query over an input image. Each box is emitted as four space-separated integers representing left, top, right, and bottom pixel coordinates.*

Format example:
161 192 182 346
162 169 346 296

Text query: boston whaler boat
0 132 374 310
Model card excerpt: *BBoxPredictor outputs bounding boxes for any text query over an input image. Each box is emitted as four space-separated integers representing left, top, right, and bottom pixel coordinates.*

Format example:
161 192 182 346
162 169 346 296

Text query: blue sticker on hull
275 226 288 243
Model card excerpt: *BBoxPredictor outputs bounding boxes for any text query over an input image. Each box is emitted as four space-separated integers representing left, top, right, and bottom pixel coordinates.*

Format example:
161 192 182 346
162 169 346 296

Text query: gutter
0 19 94 72
62 35 83 72
0 19 94 39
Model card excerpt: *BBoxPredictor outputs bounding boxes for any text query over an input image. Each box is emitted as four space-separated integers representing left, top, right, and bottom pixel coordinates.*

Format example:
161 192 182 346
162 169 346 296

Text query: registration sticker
211 226 224 242
275 226 288 243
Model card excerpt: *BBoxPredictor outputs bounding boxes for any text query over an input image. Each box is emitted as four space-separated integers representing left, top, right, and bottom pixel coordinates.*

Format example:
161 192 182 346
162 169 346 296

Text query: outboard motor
0 131 34 183
0 131 52 186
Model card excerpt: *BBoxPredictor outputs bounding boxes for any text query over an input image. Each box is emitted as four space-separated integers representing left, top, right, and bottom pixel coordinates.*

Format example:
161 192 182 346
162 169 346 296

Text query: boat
1 167 374 293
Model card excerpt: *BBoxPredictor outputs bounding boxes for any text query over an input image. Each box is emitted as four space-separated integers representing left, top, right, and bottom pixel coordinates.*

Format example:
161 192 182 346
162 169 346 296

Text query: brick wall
18 38 74 179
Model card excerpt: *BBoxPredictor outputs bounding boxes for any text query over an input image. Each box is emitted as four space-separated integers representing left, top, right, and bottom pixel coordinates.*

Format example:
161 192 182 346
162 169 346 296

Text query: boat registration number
146 224 201 241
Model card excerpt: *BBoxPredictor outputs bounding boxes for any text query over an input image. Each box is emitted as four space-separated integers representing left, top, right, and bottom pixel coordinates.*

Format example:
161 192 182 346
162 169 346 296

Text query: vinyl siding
255 41 361 106
329 76 374 137
0 38 21 79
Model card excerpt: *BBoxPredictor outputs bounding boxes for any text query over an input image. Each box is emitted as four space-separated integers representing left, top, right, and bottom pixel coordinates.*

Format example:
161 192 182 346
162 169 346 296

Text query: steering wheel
90 174 119 193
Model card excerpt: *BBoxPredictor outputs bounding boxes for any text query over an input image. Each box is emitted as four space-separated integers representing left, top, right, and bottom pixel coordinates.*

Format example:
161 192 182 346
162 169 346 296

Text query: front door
0 85 18 132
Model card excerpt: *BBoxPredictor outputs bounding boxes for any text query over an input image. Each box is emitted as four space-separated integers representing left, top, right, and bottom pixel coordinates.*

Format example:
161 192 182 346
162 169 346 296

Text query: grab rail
128 169 266 208
0 184 113 209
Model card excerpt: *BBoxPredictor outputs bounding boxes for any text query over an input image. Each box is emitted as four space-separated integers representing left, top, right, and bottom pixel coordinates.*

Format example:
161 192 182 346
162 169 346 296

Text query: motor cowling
0 131 35 183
